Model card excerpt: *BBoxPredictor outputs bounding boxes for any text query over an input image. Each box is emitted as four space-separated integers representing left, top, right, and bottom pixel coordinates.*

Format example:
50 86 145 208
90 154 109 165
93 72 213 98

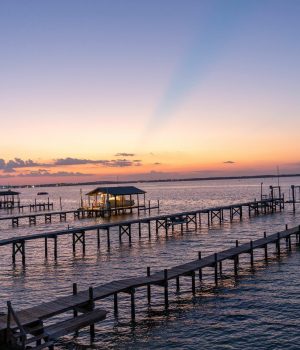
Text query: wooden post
129 195 132 213
164 269 169 310
264 232 268 262
147 267 151 304
250 240 254 267
12 243 15 264
119 226 122 243
198 251 202 280
128 224 132 245
148 221 151 239
130 287 135 321
165 219 168 236
277 232 281 256
138 222 141 238
176 276 180 292
54 235 58 260
214 253 218 286
73 283 78 336
72 233 76 254
89 286 95 338
114 293 118 316
191 271 196 295
291 185 295 212
236 240 239 264
234 255 238 276
21 241 25 266
97 228 100 249
45 237 48 258
82 231 86 255
107 228 110 249
59 197 62 210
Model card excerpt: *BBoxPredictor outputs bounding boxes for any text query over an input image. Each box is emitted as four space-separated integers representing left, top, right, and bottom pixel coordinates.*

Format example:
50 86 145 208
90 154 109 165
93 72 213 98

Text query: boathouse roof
86 186 146 196
0 190 20 196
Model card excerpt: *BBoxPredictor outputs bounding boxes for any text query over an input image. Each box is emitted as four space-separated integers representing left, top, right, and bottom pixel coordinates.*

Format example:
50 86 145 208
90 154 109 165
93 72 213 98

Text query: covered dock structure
82 186 148 216
0 189 20 209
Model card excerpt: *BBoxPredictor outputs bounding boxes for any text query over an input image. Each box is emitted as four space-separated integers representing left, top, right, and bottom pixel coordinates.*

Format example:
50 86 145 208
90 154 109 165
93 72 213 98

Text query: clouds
0 158 45 173
223 160 235 164
0 156 143 174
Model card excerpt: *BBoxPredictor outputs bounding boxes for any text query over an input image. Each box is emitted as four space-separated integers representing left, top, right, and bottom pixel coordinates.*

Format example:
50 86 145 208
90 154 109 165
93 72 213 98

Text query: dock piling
164 269 169 310
147 267 151 304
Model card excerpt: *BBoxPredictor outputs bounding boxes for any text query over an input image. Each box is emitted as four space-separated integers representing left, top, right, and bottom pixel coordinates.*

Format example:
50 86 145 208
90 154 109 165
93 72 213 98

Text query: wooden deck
1 224 299 349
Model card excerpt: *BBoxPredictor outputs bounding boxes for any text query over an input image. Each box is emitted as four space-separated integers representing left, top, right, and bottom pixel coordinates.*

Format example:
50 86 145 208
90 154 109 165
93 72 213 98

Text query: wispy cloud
54 158 106 166
19 169 91 177
223 161 235 164
114 153 135 157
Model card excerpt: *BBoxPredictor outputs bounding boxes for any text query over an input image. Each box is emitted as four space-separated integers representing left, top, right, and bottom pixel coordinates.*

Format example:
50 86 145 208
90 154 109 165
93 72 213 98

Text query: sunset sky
1 0 300 185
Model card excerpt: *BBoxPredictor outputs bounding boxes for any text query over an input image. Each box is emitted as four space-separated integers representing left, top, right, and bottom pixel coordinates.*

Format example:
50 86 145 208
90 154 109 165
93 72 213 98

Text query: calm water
0 177 300 349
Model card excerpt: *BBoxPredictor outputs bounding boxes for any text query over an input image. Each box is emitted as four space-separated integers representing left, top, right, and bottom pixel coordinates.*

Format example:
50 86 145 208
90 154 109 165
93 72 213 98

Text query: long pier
0 198 284 265
1 224 299 349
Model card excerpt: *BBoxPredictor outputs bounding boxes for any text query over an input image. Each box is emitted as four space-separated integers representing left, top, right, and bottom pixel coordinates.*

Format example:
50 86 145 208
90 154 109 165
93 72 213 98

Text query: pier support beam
12 241 25 265
72 231 86 255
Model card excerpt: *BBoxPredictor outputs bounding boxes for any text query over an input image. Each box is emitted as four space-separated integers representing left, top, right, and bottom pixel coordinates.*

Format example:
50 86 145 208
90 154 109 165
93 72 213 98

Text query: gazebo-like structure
83 186 146 211
0 190 21 208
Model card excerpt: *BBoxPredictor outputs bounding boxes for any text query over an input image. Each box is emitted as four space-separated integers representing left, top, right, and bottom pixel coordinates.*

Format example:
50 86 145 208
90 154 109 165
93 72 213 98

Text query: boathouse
0 190 20 208
84 186 146 210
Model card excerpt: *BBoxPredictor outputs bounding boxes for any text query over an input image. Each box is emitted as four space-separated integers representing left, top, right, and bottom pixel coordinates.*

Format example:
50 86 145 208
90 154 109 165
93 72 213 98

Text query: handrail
6 301 27 349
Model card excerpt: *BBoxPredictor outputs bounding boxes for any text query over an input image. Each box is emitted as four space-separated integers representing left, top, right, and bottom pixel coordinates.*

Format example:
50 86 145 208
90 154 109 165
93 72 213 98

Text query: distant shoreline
2 173 300 189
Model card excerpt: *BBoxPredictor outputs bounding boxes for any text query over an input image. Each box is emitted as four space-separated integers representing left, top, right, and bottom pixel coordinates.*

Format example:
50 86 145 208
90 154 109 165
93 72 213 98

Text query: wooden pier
0 202 159 228
0 224 299 349
0 198 285 265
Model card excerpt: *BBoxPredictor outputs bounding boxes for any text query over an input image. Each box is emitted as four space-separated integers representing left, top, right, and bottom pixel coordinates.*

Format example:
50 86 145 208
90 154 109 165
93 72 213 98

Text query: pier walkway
0 198 285 265
1 224 299 349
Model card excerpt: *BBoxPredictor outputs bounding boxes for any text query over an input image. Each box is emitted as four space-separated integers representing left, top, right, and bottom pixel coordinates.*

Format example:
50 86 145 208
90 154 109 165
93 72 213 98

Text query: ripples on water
1 178 300 349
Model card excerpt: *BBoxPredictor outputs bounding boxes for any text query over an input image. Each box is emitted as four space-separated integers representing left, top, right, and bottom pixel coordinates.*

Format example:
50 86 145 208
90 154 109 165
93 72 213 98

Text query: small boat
37 192 49 195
